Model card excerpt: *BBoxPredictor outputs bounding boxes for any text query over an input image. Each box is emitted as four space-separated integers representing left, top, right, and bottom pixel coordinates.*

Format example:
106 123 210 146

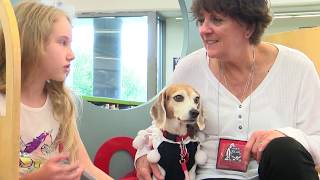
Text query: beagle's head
150 84 205 136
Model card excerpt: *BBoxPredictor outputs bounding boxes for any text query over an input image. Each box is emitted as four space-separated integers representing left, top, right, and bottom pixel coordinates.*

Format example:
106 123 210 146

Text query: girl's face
197 10 252 59
40 15 74 82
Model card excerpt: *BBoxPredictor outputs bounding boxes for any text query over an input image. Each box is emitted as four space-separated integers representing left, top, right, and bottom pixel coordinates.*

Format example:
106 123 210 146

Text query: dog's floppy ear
197 99 205 131
150 90 166 129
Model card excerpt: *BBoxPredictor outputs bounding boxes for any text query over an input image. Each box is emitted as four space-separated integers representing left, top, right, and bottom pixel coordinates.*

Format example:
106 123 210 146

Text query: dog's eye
194 96 200 104
173 95 184 102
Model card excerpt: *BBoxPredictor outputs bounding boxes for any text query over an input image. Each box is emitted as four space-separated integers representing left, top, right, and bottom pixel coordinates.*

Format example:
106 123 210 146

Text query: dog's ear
150 90 166 129
197 99 205 131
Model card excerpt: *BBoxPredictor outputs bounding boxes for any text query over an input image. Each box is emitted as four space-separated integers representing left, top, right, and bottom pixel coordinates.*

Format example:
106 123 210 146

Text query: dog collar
162 130 189 142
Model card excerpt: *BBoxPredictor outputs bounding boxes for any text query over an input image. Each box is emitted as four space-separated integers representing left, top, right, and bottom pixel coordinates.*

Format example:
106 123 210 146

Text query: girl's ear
150 90 166 129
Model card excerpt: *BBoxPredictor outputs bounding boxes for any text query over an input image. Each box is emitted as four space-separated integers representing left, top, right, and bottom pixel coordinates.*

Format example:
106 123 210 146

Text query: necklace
219 47 256 102
215 47 256 139
209 48 256 171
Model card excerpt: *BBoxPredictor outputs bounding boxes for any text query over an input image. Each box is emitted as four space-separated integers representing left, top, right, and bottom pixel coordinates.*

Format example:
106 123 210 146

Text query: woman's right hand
21 153 84 180
135 155 164 180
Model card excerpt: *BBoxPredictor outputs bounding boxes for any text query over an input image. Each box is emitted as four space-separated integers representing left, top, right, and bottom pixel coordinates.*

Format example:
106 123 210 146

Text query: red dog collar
162 130 189 142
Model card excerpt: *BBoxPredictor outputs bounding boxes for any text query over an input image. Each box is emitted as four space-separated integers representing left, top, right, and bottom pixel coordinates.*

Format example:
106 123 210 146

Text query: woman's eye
173 95 184 102
211 17 223 25
196 17 204 26
194 96 200 104
196 16 223 26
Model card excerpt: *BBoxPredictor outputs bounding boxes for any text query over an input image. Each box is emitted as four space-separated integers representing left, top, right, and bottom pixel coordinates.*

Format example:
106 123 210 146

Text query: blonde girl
0 1 113 179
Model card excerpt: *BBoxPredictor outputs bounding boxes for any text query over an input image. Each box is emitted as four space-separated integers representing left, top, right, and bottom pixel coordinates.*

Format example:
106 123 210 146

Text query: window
66 12 162 102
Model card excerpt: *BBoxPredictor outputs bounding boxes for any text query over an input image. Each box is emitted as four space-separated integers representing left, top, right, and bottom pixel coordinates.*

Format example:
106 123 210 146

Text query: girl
0 1 113 179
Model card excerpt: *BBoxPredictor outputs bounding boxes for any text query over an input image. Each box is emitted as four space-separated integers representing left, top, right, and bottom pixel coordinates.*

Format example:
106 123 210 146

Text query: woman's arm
277 60 320 166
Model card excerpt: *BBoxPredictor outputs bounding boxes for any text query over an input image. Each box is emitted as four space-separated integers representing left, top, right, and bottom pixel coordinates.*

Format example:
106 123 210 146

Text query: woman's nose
199 19 213 34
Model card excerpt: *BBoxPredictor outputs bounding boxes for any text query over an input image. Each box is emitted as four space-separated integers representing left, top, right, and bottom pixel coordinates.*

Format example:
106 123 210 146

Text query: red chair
94 136 137 180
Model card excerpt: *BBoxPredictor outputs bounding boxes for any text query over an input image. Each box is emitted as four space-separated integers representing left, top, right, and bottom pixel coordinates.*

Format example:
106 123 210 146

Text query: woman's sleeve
277 60 320 166
134 123 155 164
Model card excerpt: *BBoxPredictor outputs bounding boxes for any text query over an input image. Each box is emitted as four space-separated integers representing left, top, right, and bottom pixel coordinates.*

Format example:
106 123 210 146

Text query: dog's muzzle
182 109 199 124
190 109 199 119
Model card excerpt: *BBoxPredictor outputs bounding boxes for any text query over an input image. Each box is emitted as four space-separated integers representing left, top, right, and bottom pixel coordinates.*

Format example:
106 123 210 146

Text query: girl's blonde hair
0 1 79 161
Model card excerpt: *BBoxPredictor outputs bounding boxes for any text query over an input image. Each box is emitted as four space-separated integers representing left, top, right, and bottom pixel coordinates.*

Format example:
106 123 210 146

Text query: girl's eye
60 40 67 46
58 39 69 46
173 95 184 102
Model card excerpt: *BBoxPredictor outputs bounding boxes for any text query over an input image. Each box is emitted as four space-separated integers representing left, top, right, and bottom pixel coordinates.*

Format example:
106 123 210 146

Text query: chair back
94 136 137 180
0 0 21 179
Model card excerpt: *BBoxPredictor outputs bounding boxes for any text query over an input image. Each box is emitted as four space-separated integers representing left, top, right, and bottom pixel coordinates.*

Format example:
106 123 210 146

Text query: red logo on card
216 138 248 172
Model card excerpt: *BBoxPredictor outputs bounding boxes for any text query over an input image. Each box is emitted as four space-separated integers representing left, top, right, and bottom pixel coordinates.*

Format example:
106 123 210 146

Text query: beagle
133 84 207 180
151 84 205 137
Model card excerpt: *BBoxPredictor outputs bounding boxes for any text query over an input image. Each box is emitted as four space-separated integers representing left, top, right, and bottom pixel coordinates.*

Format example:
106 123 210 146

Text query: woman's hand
136 155 164 180
243 130 285 165
22 153 84 180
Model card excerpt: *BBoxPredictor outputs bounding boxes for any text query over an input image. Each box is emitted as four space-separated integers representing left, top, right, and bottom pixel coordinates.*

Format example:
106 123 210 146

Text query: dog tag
216 138 248 172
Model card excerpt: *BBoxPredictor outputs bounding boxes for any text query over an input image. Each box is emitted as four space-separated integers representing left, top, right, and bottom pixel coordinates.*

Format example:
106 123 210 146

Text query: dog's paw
147 149 160 163
195 149 208 165
132 130 149 149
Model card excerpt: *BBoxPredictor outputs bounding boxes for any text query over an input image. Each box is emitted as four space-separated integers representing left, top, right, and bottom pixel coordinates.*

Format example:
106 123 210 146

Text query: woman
0 1 113 179
135 0 320 179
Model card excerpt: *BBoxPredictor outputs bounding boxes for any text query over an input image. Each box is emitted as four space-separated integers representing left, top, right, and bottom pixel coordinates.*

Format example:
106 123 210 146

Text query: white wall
59 0 320 15
165 18 183 84
60 0 320 12
271 0 320 6
61 0 179 13
266 16 320 35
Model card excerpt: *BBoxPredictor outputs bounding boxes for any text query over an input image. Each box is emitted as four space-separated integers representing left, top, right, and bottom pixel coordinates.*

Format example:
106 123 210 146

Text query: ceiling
60 0 320 18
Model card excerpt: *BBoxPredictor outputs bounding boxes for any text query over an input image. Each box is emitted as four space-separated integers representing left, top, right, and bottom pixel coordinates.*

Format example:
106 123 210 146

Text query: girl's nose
67 49 75 61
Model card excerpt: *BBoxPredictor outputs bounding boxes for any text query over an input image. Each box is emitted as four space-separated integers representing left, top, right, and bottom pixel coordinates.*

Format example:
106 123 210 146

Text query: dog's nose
190 109 199 119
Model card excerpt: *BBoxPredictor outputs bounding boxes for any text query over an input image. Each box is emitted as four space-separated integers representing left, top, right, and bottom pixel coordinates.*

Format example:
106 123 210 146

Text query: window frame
75 11 162 101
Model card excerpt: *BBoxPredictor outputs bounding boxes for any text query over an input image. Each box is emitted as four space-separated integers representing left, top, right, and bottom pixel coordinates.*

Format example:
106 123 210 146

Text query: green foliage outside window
72 53 93 96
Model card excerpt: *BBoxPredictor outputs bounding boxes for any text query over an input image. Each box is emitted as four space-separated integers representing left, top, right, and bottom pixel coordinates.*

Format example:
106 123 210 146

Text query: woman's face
197 10 251 59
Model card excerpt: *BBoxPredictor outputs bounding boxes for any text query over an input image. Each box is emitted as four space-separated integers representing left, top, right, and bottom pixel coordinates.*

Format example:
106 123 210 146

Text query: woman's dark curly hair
191 0 272 45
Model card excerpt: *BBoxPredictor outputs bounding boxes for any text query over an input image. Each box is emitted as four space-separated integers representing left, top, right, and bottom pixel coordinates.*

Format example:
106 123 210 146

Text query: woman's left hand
243 130 286 165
